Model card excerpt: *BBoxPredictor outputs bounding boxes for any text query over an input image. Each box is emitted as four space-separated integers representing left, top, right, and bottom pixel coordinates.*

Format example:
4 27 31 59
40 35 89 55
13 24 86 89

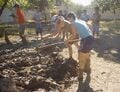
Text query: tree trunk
0 0 9 16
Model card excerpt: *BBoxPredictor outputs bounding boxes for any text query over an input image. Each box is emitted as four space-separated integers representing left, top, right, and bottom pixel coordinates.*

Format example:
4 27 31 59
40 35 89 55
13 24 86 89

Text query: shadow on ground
93 31 120 63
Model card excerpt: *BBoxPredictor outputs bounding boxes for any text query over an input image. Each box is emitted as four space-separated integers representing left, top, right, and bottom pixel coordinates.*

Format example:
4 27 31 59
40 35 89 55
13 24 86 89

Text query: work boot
5 33 12 44
20 35 28 44
77 68 84 92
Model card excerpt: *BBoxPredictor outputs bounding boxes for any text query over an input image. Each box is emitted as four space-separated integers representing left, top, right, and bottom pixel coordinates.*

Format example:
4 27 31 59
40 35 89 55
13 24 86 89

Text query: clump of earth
0 40 79 92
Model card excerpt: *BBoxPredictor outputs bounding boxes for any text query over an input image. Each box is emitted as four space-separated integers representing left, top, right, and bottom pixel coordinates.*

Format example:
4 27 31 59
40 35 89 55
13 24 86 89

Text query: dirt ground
64 21 120 92
0 21 120 92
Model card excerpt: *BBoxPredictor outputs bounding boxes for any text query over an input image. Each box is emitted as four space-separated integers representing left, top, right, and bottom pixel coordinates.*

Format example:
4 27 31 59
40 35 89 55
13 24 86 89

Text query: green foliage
92 0 120 13
58 0 84 15
70 3 84 15
0 0 30 8
28 0 48 10
0 0 4 6
0 0 52 9
0 0 87 15
47 0 56 9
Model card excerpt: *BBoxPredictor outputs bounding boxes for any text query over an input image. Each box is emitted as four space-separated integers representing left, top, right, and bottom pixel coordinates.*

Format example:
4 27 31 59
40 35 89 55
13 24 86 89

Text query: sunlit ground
100 20 120 33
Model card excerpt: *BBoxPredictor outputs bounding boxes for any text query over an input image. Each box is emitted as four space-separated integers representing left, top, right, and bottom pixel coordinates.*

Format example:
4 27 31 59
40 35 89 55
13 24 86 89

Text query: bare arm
66 24 78 43
43 22 62 39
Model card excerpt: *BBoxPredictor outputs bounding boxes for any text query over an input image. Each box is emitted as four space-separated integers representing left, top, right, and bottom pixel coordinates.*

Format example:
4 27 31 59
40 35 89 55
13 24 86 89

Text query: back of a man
80 10 90 22
51 14 58 32
74 19 93 39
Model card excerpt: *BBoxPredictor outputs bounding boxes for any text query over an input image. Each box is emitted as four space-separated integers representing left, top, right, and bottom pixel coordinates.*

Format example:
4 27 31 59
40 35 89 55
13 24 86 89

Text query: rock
0 75 19 92
51 52 58 58
25 76 61 91
0 40 79 92
33 88 46 92
2 69 17 78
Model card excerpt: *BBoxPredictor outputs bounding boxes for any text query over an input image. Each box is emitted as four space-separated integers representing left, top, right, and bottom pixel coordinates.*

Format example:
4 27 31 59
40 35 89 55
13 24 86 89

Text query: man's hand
65 39 74 45
65 39 80 45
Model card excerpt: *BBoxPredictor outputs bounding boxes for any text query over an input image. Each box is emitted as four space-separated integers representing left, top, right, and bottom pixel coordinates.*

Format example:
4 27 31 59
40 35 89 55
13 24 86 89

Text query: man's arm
66 24 78 43
43 23 62 39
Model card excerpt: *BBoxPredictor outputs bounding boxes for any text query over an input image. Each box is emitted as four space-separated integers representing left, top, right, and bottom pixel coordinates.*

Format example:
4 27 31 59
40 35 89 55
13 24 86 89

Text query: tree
54 0 84 15
91 0 120 13
0 0 30 16
0 0 9 16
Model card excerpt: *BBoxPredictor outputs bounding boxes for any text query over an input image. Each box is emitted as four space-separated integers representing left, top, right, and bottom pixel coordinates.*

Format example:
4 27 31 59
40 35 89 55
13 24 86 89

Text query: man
92 7 101 38
80 10 90 22
43 16 78 58
67 13 94 88
50 12 58 32
13 4 27 43
58 10 68 40
33 7 43 38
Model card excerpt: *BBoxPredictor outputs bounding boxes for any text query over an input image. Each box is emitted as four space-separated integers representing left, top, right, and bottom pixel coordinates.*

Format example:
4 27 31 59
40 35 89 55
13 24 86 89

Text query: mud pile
0 43 78 92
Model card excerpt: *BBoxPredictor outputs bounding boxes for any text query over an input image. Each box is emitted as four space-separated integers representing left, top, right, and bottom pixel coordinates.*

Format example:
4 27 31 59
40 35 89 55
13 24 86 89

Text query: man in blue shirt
67 13 94 88
80 10 90 22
